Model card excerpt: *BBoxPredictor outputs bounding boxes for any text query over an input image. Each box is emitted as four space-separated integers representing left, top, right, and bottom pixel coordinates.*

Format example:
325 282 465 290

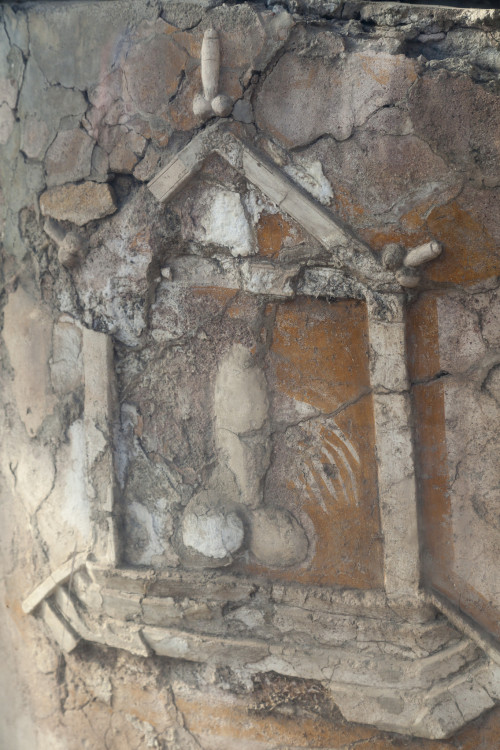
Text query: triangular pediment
161 148 331 275
147 124 396 292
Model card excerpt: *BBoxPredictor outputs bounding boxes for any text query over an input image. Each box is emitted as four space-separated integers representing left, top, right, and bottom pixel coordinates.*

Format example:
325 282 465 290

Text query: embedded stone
20 116 51 160
311 130 456 229
108 130 146 174
29 2 127 90
109 144 139 174
409 71 500 186
189 187 254 257
40 182 117 226
44 128 95 187
122 21 188 115
18 58 87 162
232 98 253 124
256 50 418 147
57 232 86 269
0 30 23 109
133 145 161 182
3 5 29 55
90 145 109 182
284 160 333 205
382 243 405 271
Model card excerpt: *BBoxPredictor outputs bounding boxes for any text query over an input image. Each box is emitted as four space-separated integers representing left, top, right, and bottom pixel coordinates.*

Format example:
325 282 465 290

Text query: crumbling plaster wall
1 0 500 747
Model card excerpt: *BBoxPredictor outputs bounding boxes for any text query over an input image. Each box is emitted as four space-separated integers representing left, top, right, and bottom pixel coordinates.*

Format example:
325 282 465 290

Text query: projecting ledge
23 562 500 740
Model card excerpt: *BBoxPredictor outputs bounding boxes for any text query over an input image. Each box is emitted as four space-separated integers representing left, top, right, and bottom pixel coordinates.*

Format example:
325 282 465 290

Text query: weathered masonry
1 1 500 748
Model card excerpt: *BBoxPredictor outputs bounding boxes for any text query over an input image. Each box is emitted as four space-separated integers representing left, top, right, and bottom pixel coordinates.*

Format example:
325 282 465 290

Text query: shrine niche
18 117 500 741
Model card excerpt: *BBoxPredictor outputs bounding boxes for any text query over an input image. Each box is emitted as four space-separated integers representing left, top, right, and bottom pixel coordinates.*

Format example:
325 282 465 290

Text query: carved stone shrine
1 1 500 747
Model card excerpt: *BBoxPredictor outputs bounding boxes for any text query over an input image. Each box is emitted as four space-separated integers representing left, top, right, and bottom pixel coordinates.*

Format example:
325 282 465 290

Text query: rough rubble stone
39 182 117 226
133 144 161 182
122 19 188 115
303 130 458 229
408 71 500 185
109 131 146 174
18 57 87 161
256 49 418 147
28 0 153 90
232 98 254 124
44 128 95 187
3 6 29 55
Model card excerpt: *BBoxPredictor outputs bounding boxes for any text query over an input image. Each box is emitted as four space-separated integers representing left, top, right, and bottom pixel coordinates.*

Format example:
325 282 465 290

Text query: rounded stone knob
395 266 420 288
193 93 212 119
58 232 85 269
211 94 233 118
381 243 405 271
249 507 308 568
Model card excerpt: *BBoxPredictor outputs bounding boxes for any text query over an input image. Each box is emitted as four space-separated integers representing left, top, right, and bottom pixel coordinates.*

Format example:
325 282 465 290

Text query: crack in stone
274 388 372 435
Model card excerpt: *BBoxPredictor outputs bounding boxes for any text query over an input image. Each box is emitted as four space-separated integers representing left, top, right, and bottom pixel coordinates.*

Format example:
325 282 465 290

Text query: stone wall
1 0 500 748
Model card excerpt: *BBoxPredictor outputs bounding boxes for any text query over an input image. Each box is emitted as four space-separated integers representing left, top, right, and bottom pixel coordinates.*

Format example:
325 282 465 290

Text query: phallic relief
192 28 233 120
181 342 309 568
